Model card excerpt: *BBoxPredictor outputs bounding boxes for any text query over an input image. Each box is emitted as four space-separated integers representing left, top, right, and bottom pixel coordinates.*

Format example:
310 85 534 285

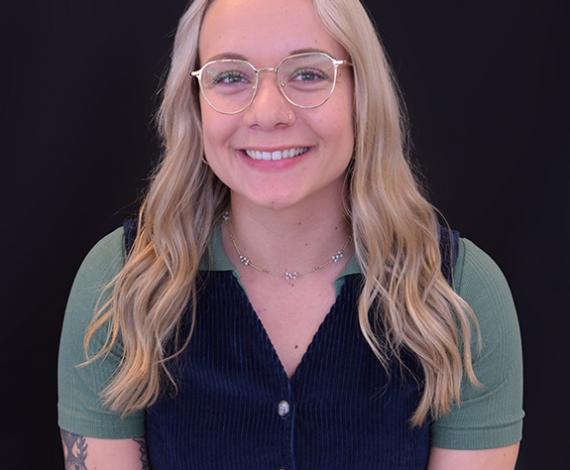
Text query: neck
221 183 352 281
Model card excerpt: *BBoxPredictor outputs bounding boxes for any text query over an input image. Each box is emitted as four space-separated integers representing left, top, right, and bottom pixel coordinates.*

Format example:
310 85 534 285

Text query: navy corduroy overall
123 219 459 470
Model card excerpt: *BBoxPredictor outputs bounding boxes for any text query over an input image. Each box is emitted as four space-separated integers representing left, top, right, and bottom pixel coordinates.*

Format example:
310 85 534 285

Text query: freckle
294 345 299 349
304 242 309 247
334 226 338 230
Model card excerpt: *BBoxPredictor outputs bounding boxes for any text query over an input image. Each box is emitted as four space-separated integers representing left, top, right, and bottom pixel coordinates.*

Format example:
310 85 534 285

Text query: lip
236 146 314 170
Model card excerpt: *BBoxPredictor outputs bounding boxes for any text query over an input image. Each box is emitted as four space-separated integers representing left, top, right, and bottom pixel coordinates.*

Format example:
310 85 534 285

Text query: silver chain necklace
222 211 352 282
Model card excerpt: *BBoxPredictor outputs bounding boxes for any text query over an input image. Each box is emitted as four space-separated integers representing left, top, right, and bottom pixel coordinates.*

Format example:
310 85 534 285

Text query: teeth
245 147 310 161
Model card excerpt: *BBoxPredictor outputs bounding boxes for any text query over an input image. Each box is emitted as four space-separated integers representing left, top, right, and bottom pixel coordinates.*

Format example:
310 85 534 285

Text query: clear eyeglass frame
190 51 352 115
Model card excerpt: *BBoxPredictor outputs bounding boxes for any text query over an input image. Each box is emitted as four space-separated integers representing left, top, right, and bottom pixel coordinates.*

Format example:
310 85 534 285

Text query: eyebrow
204 48 332 63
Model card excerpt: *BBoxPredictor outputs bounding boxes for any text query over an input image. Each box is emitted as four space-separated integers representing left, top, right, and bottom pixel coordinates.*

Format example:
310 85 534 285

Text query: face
198 0 354 211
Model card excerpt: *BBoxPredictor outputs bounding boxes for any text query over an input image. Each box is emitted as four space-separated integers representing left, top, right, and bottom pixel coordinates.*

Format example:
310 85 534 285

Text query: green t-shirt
58 224 524 448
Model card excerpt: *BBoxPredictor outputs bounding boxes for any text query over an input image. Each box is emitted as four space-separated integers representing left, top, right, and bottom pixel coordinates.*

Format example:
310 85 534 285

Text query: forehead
199 0 347 64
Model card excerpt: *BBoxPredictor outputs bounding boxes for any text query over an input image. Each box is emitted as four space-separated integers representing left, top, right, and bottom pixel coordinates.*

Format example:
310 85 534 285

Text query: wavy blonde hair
82 0 481 427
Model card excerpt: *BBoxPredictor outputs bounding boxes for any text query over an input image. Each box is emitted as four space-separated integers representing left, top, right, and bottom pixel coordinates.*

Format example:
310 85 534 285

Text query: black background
1 1 568 468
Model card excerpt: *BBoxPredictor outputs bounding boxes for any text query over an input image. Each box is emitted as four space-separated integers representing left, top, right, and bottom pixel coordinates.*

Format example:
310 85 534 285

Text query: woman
58 0 524 468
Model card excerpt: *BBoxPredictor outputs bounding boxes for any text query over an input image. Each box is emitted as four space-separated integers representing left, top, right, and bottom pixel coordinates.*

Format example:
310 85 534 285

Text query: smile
243 147 311 161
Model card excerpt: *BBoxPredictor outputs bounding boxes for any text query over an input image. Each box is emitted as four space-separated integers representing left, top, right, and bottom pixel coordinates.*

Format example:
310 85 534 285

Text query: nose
242 70 295 129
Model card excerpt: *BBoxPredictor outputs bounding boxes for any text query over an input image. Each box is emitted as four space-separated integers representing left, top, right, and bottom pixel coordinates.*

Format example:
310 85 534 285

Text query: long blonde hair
83 0 481 427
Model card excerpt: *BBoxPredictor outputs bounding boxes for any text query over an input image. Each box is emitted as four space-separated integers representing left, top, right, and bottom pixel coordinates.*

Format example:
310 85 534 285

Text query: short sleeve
430 237 525 449
57 226 145 438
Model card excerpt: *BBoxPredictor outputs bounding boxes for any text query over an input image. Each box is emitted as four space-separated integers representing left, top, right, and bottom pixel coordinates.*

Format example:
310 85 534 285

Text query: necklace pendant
284 271 299 281
331 249 345 263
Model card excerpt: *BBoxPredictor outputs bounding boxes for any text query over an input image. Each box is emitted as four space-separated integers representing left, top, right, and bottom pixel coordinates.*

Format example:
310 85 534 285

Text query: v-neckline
228 271 359 385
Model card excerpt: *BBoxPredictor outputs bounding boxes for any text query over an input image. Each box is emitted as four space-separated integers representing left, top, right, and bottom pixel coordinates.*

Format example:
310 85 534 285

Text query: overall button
277 400 290 417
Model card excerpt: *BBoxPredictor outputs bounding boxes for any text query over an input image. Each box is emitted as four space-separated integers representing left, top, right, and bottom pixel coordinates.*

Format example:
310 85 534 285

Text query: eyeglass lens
200 54 336 113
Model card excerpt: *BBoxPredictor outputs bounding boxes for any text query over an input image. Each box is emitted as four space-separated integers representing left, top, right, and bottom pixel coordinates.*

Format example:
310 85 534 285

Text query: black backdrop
1 1 568 469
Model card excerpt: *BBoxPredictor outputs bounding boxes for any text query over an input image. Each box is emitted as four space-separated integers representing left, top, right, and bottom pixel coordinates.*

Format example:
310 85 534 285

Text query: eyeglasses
191 52 352 115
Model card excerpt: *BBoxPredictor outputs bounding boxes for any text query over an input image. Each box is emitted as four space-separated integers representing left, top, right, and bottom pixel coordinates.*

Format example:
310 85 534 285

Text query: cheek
201 106 237 157
316 82 354 157
316 107 354 159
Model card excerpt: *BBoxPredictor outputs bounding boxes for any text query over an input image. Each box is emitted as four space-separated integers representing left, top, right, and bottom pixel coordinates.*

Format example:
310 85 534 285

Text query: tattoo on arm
60 430 88 470
134 437 150 470
60 429 150 470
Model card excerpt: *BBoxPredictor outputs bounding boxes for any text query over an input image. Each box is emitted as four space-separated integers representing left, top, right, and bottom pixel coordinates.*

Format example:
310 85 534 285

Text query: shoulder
60 225 126 351
74 226 126 288
61 226 125 341
453 237 520 352
454 237 510 294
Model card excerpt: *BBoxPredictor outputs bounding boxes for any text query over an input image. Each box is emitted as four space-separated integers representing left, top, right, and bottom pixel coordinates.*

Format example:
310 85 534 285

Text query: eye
212 70 250 85
290 68 328 82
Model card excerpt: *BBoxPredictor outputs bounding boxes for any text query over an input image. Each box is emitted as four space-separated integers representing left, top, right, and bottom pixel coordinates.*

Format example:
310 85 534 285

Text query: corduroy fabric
123 220 459 470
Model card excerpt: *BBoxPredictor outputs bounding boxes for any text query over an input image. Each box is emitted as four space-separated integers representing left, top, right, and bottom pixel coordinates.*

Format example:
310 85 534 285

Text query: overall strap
438 223 460 286
122 217 138 255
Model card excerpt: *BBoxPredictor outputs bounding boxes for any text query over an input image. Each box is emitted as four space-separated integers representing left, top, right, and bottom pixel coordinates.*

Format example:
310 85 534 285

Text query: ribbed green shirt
58 224 524 449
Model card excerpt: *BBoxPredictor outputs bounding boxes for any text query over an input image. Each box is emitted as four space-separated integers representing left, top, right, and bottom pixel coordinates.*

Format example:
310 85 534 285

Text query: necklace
222 210 352 282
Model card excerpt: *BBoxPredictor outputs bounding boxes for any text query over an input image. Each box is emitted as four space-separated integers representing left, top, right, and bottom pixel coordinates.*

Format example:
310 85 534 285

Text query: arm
60 429 149 470
428 443 520 470
58 228 146 464
429 239 524 465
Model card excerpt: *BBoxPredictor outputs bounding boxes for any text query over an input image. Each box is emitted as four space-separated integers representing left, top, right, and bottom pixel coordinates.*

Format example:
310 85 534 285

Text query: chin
239 188 308 212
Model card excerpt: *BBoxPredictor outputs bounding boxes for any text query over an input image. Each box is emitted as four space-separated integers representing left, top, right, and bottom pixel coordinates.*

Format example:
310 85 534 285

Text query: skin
60 430 148 470
427 444 520 470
